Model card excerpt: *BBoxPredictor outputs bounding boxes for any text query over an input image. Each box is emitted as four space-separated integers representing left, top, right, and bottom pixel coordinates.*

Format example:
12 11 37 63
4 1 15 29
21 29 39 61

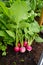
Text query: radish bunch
13 41 32 53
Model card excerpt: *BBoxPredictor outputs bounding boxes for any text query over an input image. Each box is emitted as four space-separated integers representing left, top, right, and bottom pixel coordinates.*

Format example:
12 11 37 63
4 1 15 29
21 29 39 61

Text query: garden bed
0 33 43 65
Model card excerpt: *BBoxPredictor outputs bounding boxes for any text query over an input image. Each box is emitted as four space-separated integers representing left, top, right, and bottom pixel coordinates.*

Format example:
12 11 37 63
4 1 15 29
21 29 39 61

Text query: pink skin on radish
18 43 21 47
26 45 32 51
23 41 28 47
14 47 20 52
20 47 26 53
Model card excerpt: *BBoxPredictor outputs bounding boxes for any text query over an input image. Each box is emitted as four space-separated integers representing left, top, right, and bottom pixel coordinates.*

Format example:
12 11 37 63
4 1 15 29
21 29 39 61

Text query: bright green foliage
0 0 43 55
9 0 30 22
2 51 7 56
35 36 43 42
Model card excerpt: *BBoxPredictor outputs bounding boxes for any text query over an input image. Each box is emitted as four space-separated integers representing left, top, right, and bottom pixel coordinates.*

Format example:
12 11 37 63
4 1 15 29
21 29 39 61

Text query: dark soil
0 33 43 65
0 47 37 65
32 33 43 64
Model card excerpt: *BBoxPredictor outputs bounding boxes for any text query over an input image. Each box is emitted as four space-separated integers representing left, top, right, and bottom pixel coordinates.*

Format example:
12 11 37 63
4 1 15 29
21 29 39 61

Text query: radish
26 45 32 51
20 47 26 53
23 41 28 47
18 43 21 47
14 46 20 52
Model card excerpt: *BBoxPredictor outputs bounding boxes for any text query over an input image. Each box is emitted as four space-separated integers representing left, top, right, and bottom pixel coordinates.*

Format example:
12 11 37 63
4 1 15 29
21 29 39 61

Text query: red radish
26 45 32 51
14 46 20 52
18 43 21 47
23 41 28 47
20 47 26 53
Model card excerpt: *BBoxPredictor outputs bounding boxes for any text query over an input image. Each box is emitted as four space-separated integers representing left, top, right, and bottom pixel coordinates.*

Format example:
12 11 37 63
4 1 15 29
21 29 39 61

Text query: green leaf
10 0 13 3
6 30 15 39
35 36 43 42
29 21 40 33
0 42 2 46
0 30 6 36
2 51 6 56
24 27 34 35
0 7 2 13
0 2 9 17
7 24 17 29
0 30 13 43
9 1 30 22
0 18 7 29
28 31 34 35
0 30 10 38
19 21 29 28
31 0 36 10
3 37 14 45
1 45 7 51
28 10 37 20
40 25 43 31
37 0 43 9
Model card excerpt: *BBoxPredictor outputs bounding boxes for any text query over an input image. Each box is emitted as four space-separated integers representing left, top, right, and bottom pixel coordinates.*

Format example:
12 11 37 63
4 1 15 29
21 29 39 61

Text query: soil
0 33 43 65
32 32 43 64
0 47 37 65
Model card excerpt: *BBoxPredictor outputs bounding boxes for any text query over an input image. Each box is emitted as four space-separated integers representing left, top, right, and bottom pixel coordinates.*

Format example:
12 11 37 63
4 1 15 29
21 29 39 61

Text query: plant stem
16 22 19 47
21 35 24 47
16 29 18 47
24 28 27 41
28 38 33 46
